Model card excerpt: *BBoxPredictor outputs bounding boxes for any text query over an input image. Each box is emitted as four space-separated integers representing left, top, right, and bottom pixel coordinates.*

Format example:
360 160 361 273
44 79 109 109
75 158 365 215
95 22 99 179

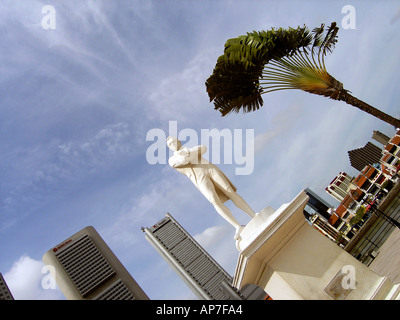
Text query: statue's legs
211 200 243 239
224 188 256 218
208 168 256 219
197 178 243 237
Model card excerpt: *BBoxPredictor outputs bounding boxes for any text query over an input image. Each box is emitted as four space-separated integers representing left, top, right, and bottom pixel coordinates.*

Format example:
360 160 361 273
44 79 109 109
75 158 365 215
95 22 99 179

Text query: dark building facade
304 188 333 221
348 142 382 171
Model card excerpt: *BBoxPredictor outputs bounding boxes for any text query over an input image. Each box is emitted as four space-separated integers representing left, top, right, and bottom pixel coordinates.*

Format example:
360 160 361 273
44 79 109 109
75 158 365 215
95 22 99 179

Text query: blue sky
1 0 400 299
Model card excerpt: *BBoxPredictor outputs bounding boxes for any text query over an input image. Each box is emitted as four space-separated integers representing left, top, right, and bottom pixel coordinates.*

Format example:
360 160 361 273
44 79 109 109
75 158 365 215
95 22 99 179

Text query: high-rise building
326 172 354 203
0 273 14 300
381 129 400 175
144 214 270 300
43 226 149 300
372 130 390 146
348 142 382 171
143 213 236 300
304 188 333 221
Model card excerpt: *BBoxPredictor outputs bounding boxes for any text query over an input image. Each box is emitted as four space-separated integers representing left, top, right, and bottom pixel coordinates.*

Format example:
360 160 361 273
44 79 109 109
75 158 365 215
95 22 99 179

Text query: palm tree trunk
338 91 400 128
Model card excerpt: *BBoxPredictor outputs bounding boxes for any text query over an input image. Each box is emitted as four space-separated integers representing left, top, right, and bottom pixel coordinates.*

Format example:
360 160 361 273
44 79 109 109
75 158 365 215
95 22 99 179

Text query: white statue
166 136 255 240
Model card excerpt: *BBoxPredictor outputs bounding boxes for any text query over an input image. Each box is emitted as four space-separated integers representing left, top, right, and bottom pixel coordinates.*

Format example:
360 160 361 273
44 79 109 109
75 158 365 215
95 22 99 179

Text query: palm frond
320 22 339 55
205 22 400 128
206 24 317 116
205 22 343 116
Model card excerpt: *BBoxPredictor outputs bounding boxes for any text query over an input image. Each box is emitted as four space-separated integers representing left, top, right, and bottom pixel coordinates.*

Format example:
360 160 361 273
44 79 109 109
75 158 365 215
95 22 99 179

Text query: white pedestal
233 190 400 300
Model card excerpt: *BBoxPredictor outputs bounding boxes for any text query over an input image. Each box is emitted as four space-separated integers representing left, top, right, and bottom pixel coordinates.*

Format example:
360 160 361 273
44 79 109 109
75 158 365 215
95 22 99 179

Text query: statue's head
166 136 181 151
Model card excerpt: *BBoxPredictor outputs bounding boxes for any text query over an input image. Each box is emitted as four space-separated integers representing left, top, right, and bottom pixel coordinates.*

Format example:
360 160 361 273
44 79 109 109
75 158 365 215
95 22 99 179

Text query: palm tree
206 22 400 128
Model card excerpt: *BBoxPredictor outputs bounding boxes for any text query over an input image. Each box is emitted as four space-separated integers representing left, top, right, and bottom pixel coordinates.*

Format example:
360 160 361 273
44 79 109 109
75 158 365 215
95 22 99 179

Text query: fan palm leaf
206 22 400 128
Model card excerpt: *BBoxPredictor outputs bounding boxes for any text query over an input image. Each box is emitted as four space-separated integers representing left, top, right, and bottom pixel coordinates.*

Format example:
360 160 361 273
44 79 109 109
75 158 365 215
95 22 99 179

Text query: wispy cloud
147 49 218 123
59 122 133 169
1 122 138 230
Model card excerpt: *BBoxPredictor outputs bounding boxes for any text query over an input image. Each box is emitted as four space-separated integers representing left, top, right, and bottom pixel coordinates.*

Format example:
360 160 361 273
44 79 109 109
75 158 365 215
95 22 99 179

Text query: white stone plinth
233 190 400 300
236 205 286 251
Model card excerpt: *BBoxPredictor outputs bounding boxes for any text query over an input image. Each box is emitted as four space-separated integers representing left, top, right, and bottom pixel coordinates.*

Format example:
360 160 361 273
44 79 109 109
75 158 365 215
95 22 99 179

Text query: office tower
0 273 14 300
326 172 354 203
348 142 382 171
143 213 241 300
43 226 149 300
372 130 390 146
